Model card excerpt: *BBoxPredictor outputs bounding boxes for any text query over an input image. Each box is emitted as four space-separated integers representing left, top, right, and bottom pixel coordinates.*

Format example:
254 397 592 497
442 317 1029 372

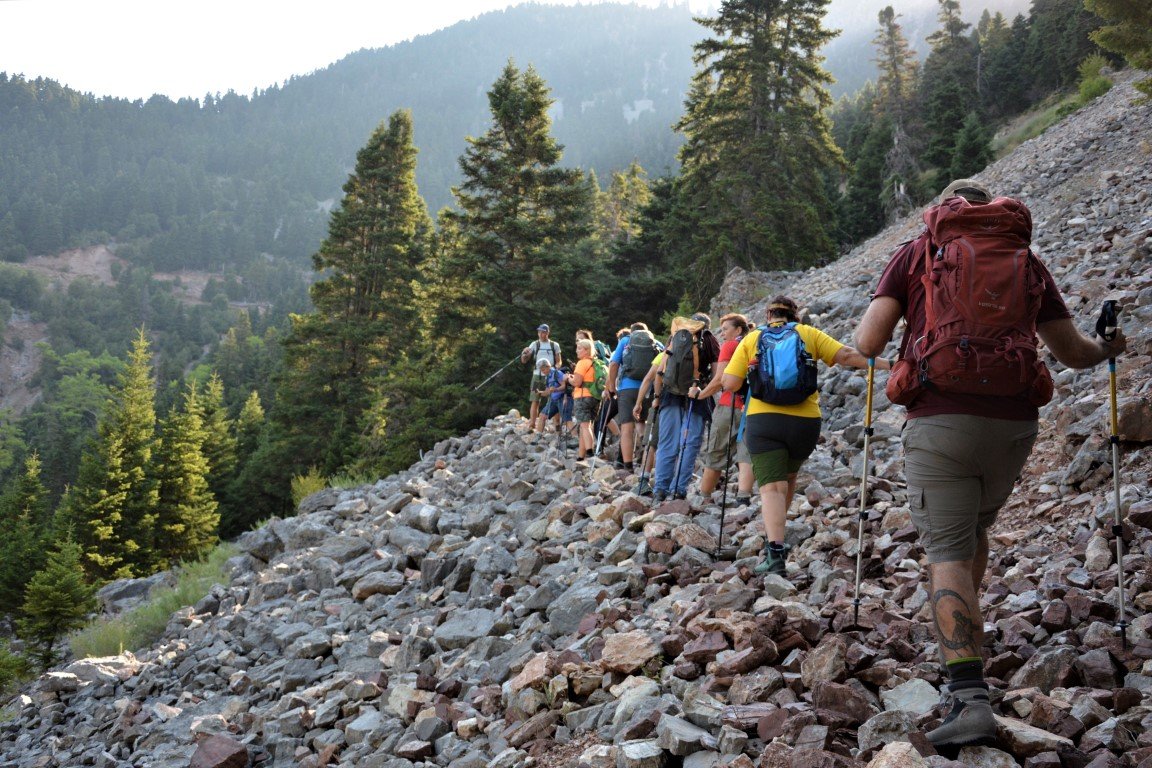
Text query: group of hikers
512 179 1128 751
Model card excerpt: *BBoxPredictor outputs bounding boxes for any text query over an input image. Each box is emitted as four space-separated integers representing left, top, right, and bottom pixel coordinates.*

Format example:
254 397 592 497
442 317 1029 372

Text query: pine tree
597 161 652 246
62 330 158 580
18 538 96 669
674 0 844 302
274 109 434 476
1027 0 1107 96
870 7 923 217
840 117 893 243
199 373 237 505
152 383 218 568
949 110 993 179
0 453 51 616
443 60 594 376
873 6 919 122
1085 0 1152 99
920 0 979 184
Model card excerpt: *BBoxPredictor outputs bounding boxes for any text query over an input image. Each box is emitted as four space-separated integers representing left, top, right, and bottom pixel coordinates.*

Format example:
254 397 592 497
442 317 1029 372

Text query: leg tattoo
932 588 979 656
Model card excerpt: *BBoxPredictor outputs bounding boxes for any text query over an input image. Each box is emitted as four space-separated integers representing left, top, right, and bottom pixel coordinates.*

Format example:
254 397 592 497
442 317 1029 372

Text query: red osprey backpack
886 195 1054 406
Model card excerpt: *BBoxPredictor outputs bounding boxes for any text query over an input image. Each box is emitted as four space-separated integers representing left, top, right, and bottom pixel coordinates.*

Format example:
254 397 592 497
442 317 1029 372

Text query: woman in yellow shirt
721 296 886 576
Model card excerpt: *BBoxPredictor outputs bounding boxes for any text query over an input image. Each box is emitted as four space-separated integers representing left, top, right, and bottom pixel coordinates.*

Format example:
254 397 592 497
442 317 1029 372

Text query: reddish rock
190 735 249 768
682 630 729 664
647 536 677 555
714 643 777 676
755 708 790 742
394 741 433 760
812 681 879 726
1040 601 1071 632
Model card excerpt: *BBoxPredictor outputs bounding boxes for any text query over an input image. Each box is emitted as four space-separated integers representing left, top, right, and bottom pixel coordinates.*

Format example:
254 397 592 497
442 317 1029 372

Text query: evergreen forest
0 0 1148 668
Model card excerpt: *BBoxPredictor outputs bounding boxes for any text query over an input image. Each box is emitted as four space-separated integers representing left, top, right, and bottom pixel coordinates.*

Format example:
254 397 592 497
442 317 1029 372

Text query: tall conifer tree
444 60 594 382
62 330 158 580
199 373 237 506
152 383 218 568
18 538 96 669
871 6 923 217
920 0 980 184
674 0 844 301
274 109 433 476
0 453 51 616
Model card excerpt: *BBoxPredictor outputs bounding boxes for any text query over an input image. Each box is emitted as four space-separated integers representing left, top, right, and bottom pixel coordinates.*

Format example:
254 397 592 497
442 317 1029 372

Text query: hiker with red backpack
722 296 883 575
854 179 1127 751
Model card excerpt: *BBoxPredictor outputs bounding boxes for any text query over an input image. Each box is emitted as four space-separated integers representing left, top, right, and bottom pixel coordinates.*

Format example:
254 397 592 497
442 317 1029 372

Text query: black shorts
744 413 821 482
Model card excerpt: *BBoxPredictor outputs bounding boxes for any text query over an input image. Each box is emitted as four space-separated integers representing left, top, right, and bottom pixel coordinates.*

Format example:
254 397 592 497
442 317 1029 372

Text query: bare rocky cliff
1 73 1150 768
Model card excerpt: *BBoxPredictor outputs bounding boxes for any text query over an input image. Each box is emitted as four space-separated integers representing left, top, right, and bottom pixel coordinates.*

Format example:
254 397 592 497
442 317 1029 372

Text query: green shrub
290 467 327 508
327 471 377 490
70 543 237 659
1076 54 1113 104
0 641 32 697
1079 76 1112 103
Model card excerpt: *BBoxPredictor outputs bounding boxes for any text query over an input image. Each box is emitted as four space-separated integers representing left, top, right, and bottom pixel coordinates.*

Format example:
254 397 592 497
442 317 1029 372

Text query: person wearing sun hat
521 323 562 433
854 178 1127 750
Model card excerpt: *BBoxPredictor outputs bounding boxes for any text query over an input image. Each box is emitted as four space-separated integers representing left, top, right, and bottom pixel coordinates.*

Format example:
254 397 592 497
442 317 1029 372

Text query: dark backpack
662 329 700 396
886 196 1053 406
748 323 819 405
621 330 658 380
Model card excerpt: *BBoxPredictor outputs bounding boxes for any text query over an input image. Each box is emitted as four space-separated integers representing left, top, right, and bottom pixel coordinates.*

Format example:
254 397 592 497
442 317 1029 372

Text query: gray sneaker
926 686 997 749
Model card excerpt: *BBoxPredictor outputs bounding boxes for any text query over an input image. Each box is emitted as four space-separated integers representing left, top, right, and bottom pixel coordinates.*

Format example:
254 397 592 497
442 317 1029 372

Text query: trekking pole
589 395 612 471
473 356 521 392
635 410 655 494
852 358 876 627
670 394 697 500
716 401 737 557
1096 300 1128 648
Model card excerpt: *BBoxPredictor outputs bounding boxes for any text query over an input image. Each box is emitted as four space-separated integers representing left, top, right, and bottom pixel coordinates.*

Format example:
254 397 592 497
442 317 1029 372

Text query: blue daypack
748 323 818 405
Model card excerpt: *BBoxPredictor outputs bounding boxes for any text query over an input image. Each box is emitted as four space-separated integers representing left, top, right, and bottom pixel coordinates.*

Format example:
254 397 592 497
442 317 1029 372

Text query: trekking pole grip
1095 299 1119 346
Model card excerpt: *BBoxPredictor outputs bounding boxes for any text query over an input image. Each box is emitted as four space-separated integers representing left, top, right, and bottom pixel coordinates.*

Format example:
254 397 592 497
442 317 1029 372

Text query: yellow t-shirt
724 323 844 418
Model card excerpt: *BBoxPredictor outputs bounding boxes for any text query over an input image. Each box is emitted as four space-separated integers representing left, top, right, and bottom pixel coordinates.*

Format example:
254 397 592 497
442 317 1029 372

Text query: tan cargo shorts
903 414 1038 563
699 403 750 470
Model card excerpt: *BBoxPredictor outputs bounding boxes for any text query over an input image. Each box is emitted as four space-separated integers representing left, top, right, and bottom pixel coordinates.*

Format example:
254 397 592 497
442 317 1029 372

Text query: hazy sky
0 0 714 101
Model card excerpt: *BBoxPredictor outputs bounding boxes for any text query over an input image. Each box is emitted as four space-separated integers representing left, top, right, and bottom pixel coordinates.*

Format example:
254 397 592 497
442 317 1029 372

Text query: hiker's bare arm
854 296 902 358
834 345 890 370
721 373 744 393
696 358 727 399
1038 318 1126 369
607 361 620 395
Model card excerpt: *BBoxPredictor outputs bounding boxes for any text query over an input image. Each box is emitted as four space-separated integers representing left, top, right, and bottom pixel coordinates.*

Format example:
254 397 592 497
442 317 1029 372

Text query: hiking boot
652 491 667 504
671 492 687 501
753 544 791 575
635 478 653 496
735 495 751 507
926 686 997 749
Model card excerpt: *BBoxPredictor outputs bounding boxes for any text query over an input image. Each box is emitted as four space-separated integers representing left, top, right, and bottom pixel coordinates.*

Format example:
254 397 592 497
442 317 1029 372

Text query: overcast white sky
0 0 713 101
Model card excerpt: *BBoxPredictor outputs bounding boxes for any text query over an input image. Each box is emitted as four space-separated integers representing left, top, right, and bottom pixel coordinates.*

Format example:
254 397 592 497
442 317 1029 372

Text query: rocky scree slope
2 73 1152 768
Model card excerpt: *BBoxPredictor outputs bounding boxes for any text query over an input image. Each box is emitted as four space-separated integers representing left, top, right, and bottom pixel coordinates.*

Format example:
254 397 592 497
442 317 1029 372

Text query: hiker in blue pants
651 314 718 502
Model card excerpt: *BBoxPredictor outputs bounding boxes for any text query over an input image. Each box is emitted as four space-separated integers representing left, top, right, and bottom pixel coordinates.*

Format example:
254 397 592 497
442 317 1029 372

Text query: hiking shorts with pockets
903 414 1039 563
699 403 751 470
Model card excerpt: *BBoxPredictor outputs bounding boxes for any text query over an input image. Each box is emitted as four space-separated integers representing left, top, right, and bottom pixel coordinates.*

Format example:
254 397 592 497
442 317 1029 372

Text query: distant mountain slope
0 0 1051 273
